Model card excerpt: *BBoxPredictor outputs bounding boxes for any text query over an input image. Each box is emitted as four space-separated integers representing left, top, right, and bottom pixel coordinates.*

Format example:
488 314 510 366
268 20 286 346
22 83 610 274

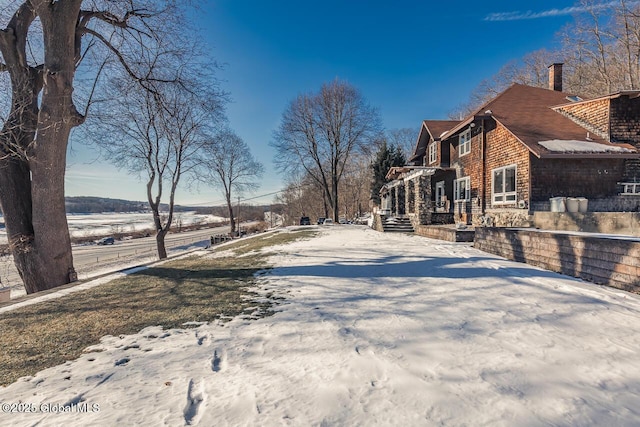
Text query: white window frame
621 182 640 195
454 176 471 201
459 129 471 157
492 164 517 205
428 142 437 164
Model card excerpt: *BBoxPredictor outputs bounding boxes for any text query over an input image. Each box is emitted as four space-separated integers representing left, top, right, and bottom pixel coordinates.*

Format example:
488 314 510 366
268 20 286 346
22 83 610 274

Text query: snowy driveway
1 226 640 426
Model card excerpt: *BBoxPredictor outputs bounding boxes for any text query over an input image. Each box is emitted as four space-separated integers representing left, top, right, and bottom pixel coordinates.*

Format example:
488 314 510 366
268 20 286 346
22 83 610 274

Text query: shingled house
380 64 640 230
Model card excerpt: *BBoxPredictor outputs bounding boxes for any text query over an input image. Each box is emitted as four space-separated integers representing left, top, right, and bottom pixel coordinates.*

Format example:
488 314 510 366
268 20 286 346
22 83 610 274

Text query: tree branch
79 9 154 30
79 27 177 88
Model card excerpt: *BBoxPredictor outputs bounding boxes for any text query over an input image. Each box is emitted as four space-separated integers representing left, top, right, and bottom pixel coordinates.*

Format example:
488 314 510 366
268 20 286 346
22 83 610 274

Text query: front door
435 181 445 210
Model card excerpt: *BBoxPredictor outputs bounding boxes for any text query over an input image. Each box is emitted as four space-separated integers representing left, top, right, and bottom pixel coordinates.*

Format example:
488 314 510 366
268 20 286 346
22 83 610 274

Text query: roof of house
409 120 460 162
553 90 640 108
423 120 460 140
446 83 638 158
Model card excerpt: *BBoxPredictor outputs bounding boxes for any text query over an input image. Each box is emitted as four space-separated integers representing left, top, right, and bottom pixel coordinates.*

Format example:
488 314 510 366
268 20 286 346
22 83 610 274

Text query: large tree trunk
149 204 168 259
24 2 83 291
0 1 81 293
156 229 168 259
0 83 40 291
0 159 37 288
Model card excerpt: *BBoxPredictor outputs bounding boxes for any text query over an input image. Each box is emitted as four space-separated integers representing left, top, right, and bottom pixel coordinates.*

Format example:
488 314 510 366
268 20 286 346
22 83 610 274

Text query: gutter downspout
481 118 487 215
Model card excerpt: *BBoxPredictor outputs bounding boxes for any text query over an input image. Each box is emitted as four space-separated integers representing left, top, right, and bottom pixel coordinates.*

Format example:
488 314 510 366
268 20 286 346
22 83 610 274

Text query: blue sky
66 0 582 206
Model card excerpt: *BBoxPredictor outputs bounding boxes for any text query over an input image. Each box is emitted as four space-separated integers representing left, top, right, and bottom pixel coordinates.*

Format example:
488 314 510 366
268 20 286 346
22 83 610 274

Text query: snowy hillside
0 211 226 245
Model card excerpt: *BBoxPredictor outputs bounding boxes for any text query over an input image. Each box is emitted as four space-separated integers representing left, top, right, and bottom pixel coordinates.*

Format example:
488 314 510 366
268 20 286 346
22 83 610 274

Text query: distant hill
65 197 149 213
64 196 281 221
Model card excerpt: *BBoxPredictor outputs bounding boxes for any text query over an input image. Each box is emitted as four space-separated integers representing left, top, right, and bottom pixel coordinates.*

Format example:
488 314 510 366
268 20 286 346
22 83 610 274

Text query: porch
379 166 459 229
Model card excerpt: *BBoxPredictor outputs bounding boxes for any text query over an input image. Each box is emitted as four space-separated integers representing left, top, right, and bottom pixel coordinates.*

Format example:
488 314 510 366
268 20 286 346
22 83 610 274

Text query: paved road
1 224 239 294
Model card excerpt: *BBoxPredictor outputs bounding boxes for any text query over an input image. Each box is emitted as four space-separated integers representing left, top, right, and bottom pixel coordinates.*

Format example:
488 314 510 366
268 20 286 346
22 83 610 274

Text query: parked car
299 216 311 225
317 217 326 225
323 218 334 225
97 237 115 245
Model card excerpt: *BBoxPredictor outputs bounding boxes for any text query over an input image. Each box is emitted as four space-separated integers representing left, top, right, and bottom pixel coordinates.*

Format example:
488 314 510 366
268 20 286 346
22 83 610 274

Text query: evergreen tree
370 142 406 205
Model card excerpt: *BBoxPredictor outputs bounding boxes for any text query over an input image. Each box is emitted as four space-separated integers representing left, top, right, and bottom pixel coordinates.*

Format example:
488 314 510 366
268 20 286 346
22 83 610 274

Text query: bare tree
604 0 640 89
0 1 196 293
272 79 381 222
339 152 372 219
560 0 616 95
451 49 557 118
202 129 264 235
99 73 223 259
454 0 640 118
385 127 419 161
274 174 320 225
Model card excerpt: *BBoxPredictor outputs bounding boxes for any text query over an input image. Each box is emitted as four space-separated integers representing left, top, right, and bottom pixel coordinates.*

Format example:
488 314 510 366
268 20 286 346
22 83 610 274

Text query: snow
538 139 635 153
0 211 226 244
0 266 148 316
1 226 640 426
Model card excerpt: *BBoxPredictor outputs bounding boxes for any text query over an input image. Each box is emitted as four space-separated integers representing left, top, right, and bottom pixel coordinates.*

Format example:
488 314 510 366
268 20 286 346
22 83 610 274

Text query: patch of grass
216 228 317 255
0 229 317 386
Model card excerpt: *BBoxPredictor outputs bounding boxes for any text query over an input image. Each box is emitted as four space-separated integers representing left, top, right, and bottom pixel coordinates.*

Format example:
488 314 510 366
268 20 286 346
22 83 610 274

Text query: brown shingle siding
484 123 530 207
610 96 640 145
449 126 482 202
554 99 610 140
394 85 640 226
530 158 625 201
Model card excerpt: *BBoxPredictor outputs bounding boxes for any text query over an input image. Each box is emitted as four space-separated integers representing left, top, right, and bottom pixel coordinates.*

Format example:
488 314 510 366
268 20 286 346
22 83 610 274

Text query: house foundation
475 227 640 293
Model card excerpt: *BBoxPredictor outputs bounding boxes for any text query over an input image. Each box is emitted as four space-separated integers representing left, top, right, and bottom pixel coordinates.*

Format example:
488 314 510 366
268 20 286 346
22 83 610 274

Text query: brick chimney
548 63 563 92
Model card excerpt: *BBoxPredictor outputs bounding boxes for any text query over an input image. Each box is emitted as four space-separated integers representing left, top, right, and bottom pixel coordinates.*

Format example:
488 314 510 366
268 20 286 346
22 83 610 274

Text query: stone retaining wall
474 227 640 293
532 212 640 236
415 225 475 242
531 195 640 213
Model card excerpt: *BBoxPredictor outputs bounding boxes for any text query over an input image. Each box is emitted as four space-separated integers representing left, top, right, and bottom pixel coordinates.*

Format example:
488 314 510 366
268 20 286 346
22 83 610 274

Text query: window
621 182 640 195
428 142 437 164
492 165 517 204
459 129 471 157
454 176 470 201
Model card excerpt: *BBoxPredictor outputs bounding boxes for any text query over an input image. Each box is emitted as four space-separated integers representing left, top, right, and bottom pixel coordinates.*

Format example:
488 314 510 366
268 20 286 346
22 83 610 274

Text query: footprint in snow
183 379 205 425
114 357 130 367
196 331 209 346
211 350 222 372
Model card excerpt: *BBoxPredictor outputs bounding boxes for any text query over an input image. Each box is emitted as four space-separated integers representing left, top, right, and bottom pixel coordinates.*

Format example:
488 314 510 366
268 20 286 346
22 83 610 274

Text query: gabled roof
423 120 460 140
409 120 460 162
445 83 638 158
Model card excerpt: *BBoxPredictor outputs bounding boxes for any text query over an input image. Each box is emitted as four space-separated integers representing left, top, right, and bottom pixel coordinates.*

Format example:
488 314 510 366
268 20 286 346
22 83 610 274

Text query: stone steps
382 217 414 233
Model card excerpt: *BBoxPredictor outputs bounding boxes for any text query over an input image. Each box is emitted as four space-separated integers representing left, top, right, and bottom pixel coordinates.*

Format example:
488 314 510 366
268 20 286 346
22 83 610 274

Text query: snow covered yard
1 226 640 426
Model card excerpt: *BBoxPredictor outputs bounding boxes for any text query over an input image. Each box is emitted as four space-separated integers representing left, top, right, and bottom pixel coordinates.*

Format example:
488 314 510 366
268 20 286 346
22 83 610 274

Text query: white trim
492 164 517 205
403 168 437 182
459 129 471 157
621 182 640 195
384 179 404 189
428 142 437 164
435 181 445 201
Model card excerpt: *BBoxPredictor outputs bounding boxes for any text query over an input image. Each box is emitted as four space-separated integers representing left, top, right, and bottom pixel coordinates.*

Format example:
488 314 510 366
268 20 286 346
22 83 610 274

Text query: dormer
553 91 640 147
410 120 460 167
